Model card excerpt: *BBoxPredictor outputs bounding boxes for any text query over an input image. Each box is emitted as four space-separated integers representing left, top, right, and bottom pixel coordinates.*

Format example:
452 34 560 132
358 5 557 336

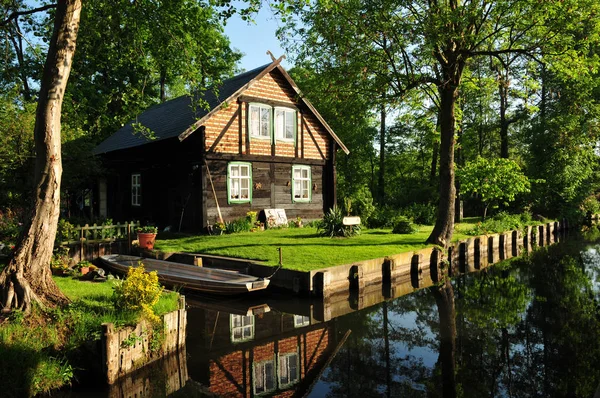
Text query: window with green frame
228 162 252 204
292 165 311 202
253 357 276 395
275 107 296 143
249 103 272 140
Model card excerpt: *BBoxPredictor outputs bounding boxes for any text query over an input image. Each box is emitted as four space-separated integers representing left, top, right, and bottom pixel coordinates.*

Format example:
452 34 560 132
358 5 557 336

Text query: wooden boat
99 254 270 295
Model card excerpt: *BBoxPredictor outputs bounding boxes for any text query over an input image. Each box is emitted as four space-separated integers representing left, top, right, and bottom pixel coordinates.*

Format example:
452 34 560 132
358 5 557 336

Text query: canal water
73 234 600 397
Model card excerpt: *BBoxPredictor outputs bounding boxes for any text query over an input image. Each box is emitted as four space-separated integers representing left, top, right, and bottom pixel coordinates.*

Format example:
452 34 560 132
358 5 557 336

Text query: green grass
155 223 478 272
0 277 180 396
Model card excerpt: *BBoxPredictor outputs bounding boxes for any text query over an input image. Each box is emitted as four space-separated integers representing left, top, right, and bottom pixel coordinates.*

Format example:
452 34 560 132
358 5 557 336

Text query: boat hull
100 255 270 295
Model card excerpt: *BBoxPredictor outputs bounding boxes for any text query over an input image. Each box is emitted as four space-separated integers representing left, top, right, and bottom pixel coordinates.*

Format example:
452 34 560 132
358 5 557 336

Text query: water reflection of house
186 305 345 397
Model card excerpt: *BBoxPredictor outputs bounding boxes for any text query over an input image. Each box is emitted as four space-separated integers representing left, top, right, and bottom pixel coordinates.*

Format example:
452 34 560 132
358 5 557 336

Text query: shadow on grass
0 342 45 397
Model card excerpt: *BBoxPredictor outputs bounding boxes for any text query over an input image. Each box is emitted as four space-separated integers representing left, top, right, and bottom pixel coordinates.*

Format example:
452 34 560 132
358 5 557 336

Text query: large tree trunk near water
427 81 458 247
0 0 82 314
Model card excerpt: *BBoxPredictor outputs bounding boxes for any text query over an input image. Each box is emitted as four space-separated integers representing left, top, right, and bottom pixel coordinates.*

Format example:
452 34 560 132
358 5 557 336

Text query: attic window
131 173 141 206
228 162 252 204
275 107 296 142
249 103 271 140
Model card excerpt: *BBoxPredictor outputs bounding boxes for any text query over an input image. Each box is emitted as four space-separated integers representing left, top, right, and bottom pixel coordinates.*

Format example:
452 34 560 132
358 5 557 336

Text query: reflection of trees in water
319 240 600 397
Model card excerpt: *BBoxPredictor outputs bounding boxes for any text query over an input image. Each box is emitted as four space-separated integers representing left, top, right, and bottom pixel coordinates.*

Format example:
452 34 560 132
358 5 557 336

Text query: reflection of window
279 352 299 388
131 174 141 206
230 314 254 342
228 162 252 204
292 165 311 203
249 104 272 140
294 315 310 328
275 107 296 142
254 359 276 394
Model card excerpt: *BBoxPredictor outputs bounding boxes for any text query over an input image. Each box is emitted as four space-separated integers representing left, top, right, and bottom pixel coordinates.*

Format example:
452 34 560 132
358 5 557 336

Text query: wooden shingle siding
204 102 240 154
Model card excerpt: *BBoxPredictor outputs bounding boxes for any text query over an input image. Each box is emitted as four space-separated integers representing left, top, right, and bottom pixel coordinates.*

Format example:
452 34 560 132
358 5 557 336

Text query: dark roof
93 64 269 155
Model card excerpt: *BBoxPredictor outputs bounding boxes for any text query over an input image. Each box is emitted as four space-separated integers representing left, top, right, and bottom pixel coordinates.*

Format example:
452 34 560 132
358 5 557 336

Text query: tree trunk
454 103 463 223
427 82 458 247
430 109 441 186
0 0 82 314
378 105 386 205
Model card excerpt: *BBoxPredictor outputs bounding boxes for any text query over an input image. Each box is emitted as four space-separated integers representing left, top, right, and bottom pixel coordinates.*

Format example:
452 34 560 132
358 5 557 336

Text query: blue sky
222 5 291 71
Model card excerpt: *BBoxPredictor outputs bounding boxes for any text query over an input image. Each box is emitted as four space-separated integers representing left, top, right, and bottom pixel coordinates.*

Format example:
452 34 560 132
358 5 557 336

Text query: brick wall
203 69 332 160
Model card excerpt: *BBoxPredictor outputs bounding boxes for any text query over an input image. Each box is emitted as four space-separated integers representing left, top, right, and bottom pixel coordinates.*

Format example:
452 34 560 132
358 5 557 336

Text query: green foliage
136 225 158 234
465 211 540 236
56 219 76 243
402 203 437 225
224 218 252 234
112 264 164 323
0 208 23 243
458 157 531 218
392 217 418 234
343 186 376 221
319 206 360 238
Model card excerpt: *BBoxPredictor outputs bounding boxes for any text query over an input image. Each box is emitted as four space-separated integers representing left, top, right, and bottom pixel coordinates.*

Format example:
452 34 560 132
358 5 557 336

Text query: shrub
344 186 375 222
56 219 76 243
112 263 164 323
318 206 360 237
225 217 252 234
466 211 537 236
367 206 398 228
392 216 418 234
403 203 437 225
0 208 23 243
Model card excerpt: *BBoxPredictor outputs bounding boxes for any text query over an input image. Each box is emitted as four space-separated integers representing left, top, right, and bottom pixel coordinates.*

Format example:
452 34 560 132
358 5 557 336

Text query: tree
0 0 81 313
282 0 600 246
457 156 530 219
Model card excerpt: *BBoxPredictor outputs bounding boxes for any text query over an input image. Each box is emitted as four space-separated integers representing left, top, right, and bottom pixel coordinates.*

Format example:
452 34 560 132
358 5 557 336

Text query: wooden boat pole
204 159 224 225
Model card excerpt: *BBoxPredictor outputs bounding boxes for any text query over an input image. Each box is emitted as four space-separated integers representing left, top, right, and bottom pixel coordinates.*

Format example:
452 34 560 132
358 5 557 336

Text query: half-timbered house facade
93 57 348 231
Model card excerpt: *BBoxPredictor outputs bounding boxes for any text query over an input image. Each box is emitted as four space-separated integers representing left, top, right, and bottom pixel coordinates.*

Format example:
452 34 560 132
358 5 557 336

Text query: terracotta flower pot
137 233 157 250
80 266 90 275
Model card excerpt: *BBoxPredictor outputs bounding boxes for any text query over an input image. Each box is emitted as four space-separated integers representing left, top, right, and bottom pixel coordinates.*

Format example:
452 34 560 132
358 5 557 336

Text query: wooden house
93 57 348 231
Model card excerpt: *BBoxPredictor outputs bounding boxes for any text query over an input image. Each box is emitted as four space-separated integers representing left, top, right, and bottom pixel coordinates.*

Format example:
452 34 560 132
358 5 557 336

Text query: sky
222 5 292 71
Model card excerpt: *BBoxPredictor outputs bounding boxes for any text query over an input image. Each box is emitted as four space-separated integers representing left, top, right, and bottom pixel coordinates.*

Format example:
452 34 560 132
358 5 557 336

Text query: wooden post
127 222 131 254
80 225 84 261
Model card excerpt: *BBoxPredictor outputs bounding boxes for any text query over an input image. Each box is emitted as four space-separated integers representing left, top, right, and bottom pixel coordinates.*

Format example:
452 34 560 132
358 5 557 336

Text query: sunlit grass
155 223 478 272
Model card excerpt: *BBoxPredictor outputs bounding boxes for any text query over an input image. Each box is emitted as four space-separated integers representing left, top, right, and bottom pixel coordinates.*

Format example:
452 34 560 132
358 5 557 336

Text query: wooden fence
57 221 140 264
102 296 187 385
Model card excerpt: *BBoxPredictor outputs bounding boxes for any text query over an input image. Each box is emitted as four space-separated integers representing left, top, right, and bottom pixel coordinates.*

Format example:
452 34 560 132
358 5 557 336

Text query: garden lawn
155 223 478 272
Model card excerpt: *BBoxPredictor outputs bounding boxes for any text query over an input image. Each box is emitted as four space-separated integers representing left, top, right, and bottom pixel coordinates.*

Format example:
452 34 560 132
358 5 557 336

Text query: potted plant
75 260 93 275
136 226 158 250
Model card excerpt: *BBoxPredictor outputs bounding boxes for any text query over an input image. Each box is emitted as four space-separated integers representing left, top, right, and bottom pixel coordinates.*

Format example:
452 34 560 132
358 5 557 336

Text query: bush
112 263 164 323
403 203 437 225
466 211 536 236
344 186 375 221
0 208 23 243
367 206 398 228
392 216 418 234
225 217 252 234
318 206 360 237
56 219 76 243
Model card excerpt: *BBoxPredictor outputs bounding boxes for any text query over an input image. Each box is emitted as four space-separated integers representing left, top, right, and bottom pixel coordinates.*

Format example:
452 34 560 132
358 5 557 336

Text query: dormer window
249 103 271 140
275 107 296 142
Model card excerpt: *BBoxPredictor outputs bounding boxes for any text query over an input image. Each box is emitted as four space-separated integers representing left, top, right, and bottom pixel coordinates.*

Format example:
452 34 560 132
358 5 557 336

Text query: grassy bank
155 215 553 272
0 276 179 397
156 222 478 271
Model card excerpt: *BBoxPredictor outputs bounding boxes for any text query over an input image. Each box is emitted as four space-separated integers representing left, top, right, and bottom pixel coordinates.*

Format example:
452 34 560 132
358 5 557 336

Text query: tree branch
1 4 57 27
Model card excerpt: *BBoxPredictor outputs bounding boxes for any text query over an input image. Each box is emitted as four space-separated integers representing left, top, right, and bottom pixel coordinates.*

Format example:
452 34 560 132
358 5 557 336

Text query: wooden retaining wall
102 296 187 385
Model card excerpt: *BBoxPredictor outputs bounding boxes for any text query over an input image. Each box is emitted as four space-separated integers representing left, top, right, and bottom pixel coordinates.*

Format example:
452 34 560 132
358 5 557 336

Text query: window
294 315 310 328
131 174 141 206
278 353 299 388
254 359 276 394
249 104 272 140
292 165 311 202
228 162 252 204
230 314 254 342
275 107 296 142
